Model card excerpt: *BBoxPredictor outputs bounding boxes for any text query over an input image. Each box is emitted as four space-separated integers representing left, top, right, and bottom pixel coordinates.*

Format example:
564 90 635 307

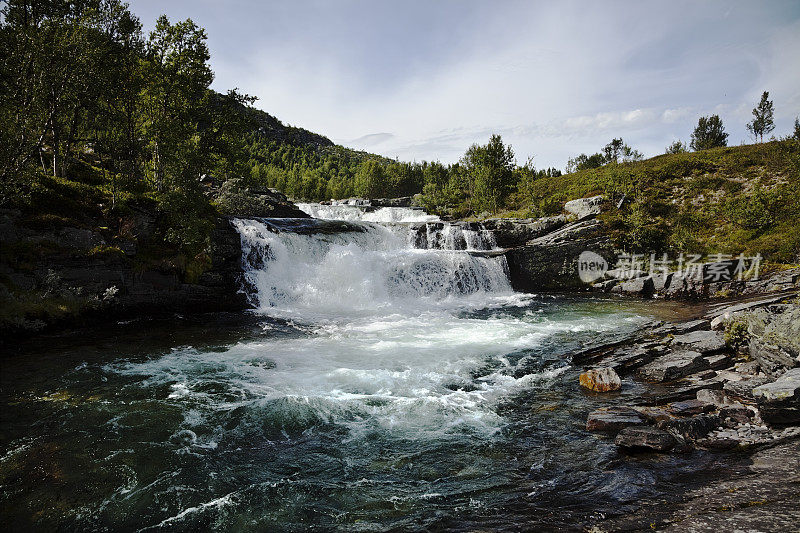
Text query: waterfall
232 205 511 318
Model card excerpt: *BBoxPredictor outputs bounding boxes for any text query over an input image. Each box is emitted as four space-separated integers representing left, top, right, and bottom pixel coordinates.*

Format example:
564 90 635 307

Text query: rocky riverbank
572 293 800 528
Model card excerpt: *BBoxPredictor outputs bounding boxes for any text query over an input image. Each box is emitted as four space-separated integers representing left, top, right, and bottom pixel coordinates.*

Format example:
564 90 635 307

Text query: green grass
502 140 800 262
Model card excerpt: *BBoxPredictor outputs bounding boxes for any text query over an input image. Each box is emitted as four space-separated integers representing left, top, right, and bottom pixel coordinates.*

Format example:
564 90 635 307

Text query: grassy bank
499 140 800 263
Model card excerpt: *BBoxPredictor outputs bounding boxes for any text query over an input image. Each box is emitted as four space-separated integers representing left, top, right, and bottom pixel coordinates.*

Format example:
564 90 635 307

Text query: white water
297 202 440 223
111 206 647 442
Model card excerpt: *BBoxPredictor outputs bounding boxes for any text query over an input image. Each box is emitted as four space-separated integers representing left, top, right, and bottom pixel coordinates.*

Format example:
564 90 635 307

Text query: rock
749 337 798 378
563 195 604 220
662 273 706 299
703 353 733 371
620 276 656 297
724 376 773 403
481 216 566 248
604 268 648 280
631 406 674 424
599 344 668 375
615 426 676 452
586 406 647 431
654 319 710 335
752 368 800 424
370 196 416 208
670 330 726 354
668 399 715 416
658 414 721 441
505 219 614 292
719 404 756 425
579 367 621 392
638 350 708 382
215 178 310 218
593 279 619 292
696 389 729 407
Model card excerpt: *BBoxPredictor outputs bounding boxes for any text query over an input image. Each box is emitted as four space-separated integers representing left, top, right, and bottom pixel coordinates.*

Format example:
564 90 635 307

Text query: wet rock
631 406 674 424
668 399 715 416
563 195 604 220
658 414 721 441
638 350 708 382
586 406 647 432
579 367 621 392
615 426 676 452
752 368 800 424
670 330 726 354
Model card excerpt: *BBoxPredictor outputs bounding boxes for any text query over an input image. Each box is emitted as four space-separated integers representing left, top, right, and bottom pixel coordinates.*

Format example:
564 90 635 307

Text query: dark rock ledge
576 293 800 455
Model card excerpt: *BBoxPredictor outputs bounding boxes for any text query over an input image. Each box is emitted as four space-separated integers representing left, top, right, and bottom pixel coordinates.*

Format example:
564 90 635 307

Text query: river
0 204 726 531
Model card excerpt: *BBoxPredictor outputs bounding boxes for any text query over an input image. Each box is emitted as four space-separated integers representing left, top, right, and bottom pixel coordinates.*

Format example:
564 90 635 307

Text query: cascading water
233 215 510 318
1 202 686 531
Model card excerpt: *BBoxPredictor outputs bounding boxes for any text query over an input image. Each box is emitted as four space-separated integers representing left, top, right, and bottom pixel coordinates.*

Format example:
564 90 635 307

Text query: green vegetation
691 115 729 150
509 140 800 262
746 91 775 143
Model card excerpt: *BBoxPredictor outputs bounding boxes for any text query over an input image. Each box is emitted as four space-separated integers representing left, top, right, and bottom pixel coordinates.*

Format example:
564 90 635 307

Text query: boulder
615 426 676 452
620 276 656 297
579 367 622 392
749 337 798 378
505 219 614 292
586 406 647 431
662 273 706 299
696 388 730 407
670 330 726 354
563 195 604 220
752 368 800 425
638 350 708 382
604 268 648 280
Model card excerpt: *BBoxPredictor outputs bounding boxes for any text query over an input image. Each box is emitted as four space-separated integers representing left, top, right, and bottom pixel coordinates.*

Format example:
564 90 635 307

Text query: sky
131 0 800 170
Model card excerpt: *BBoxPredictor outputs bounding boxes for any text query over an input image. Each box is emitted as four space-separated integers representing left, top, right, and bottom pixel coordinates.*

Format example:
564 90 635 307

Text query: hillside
502 140 800 264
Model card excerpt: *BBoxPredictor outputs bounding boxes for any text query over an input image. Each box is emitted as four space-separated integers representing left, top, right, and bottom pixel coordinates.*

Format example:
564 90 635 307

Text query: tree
793 117 800 140
665 140 688 154
746 91 775 143
690 115 728 151
460 134 515 214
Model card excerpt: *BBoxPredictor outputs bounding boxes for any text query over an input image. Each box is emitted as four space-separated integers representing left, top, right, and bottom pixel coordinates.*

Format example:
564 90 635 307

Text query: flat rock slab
670 330 726 354
615 426 676 452
668 399 716 416
586 406 647 432
638 350 708 382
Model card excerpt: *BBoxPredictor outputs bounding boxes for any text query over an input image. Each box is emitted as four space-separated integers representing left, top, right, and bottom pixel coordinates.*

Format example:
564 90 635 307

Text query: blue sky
131 0 800 169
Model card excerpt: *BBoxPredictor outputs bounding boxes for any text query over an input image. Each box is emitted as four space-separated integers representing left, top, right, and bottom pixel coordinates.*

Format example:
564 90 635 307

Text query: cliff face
0 207 249 341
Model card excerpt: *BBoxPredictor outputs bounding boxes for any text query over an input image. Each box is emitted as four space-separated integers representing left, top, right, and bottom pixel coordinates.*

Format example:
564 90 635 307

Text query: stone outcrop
214 179 309 218
753 368 800 424
563 195 604 220
481 216 566 248
505 218 613 292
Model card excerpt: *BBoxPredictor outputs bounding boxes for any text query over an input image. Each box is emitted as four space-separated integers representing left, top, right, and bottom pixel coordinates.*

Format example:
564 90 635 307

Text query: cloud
130 0 800 169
